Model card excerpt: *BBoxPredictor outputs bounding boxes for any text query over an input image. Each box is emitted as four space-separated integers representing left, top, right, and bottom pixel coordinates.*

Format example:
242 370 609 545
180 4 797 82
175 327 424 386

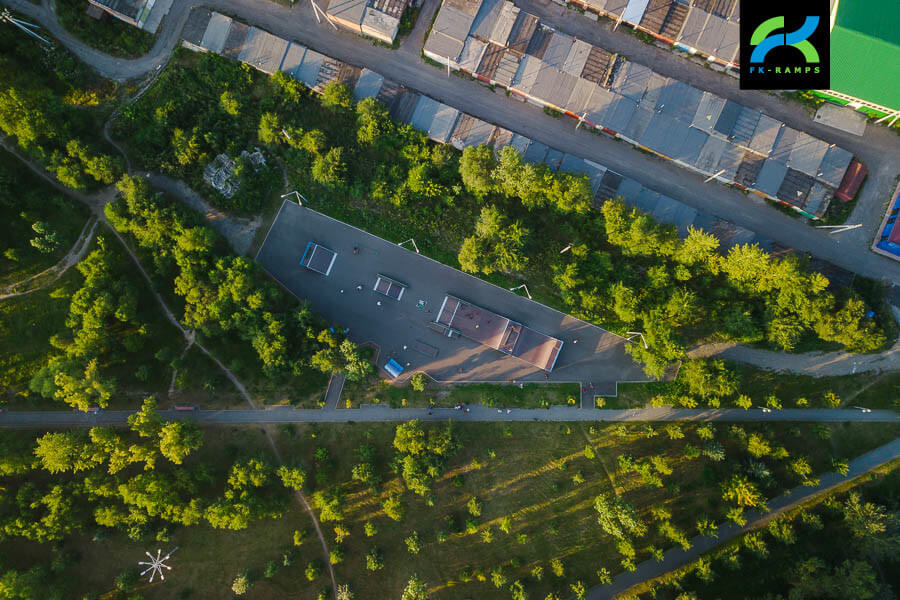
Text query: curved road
5 0 900 286
1 406 896 427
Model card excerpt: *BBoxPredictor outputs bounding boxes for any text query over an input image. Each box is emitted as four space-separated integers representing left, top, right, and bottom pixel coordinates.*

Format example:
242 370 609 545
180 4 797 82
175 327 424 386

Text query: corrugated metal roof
678 6 707 48
776 167 815 208
509 133 531 154
238 27 289 74
511 53 542 95
221 22 250 59
523 140 549 163
326 0 367 26
507 11 538 54
770 126 799 164
525 24 552 58
490 127 514 149
622 0 652 25
755 159 788 196
618 63 652 102
445 0 482 17
200 13 233 54
543 32 575 69
353 68 384 101
733 150 765 187
472 0 503 39
630 186 660 214
460 36 488 72
530 66 578 109
411 96 460 143
494 51 520 86
713 99 741 135
691 91 725 133
656 80 702 122
748 114 781 155
581 46 615 85
361 7 400 42
623 104 654 141
566 77 597 115
562 40 592 77
545 148 564 170
595 170 624 203
295 49 326 87
489 1 519 46
280 42 306 78
730 106 760 146
715 141 744 179
615 177 645 203
818 146 853 188
804 182 833 218
604 96 638 133
641 72 668 108
787 132 829 177
694 134 728 172
582 84 616 124
693 12 726 56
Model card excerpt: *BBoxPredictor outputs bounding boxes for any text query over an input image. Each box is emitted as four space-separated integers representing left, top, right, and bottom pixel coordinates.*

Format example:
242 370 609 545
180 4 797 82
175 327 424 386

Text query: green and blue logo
740 3 830 90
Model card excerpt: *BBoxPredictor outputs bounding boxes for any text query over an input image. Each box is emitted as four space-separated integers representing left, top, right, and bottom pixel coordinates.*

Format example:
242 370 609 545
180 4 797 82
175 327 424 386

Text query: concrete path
323 373 346 410
0 218 98 301
5 0 900 285
1 406 896 427
588 436 900 599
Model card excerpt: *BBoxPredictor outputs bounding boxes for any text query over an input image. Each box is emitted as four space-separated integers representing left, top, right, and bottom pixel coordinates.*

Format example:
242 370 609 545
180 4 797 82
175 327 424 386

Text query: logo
740 2 830 90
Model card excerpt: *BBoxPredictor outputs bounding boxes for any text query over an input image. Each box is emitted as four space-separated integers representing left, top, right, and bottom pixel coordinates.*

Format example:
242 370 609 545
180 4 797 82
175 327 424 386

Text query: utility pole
1 9 50 44
575 112 588 130
447 57 451 78
309 0 338 30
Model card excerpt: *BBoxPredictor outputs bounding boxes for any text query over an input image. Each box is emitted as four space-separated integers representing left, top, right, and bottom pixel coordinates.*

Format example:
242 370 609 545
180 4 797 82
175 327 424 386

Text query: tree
401 575 429 600
29 221 60 254
405 531 422 554
841 493 900 560
382 493 405 521
277 465 307 490
571 581 587 600
312 147 347 186
158 421 203 464
128 396 163 438
410 372 427 392
735 394 753 410
721 475 765 509
458 206 529 275
467 496 482 517
312 489 345 522
364 520 377 537
509 579 528 600
336 584 354 600
746 433 771 458
34 431 101 474
305 560 322 581
52 358 114 411
321 82 354 111
258 112 280 145
365 547 384 571
679 360 737 399
459 145 497 196
490 566 507 588
594 493 646 539
550 558 564 577
232 571 251 595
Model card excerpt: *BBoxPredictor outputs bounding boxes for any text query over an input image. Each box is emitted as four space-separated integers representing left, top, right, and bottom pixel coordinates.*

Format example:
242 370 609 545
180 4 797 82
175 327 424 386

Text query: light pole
398 238 420 253
309 0 338 29
625 331 648 349
704 169 725 183
509 284 532 299
815 224 862 234
1 9 50 44
281 191 306 205
138 547 178 583
560 243 573 254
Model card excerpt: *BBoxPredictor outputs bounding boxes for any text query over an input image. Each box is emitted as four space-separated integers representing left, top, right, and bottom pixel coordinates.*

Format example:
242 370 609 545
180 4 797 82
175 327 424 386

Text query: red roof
835 158 867 202
889 221 900 245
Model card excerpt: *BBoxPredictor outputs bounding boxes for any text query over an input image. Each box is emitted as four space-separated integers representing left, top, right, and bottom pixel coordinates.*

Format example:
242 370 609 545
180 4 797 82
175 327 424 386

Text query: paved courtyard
255 201 649 390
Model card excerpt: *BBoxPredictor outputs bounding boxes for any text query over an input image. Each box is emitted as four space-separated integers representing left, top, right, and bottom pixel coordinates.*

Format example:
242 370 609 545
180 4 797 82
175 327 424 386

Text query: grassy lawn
55 0 155 58
0 149 92 290
342 375 581 409
270 420 899 599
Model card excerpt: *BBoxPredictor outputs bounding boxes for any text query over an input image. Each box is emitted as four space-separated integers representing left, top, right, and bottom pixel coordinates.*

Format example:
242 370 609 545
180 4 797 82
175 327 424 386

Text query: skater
356 285 363 291
353 246 359 255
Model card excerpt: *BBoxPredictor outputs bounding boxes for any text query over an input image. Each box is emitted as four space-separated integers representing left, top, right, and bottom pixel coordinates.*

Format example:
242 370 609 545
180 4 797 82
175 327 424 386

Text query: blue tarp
384 358 404 378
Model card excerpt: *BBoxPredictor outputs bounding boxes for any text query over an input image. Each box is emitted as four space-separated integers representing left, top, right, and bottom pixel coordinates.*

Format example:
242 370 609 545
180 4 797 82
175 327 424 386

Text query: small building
88 0 171 33
325 0 411 44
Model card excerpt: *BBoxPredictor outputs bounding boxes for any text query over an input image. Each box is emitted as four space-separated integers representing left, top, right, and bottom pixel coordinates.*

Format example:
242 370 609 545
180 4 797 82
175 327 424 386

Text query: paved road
5 0 900 286
1 406 896 427
589 436 900 599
